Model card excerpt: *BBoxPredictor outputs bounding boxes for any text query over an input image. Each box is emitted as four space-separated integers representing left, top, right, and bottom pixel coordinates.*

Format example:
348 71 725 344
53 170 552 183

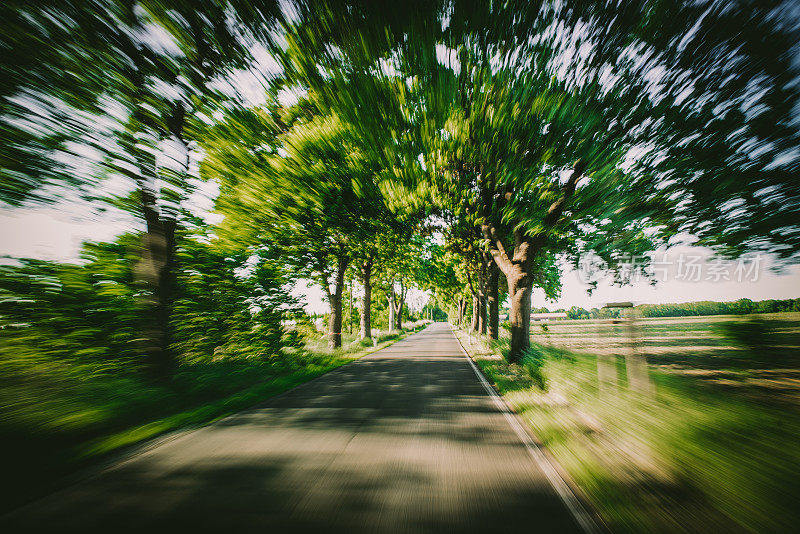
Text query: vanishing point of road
4 323 594 533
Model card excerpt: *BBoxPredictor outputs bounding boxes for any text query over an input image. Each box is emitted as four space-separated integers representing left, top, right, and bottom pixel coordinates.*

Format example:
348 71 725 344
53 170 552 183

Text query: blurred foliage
2 0 800 529
171 237 302 363
461 323 800 533
283 0 800 361
0 232 300 370
0 235 143 369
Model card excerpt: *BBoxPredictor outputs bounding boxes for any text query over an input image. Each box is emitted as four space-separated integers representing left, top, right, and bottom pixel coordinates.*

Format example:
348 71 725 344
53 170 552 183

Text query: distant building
530 312 568 322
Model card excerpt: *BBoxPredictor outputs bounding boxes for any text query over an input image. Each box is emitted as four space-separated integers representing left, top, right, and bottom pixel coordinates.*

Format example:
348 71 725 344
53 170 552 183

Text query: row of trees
636 299 800 318
525 299 800 321
280 1 800 362
0 1 439 379
3 1 800 369
2 0 291 376
202 94 433 348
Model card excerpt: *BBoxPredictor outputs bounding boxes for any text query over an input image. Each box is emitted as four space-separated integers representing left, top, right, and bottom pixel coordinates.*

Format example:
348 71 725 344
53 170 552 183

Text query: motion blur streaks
2 1 800 533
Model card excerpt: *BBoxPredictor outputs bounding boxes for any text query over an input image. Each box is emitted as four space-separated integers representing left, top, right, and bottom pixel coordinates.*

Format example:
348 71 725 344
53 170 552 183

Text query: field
531 314 800 405
458 313 800 533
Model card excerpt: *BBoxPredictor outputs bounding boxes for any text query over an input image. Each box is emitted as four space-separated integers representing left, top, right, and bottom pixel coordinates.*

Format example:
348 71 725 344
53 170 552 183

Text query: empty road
4 323 587 533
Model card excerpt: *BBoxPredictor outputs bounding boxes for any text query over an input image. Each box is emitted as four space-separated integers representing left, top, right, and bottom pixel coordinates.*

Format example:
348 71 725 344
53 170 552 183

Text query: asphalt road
4 323 585 533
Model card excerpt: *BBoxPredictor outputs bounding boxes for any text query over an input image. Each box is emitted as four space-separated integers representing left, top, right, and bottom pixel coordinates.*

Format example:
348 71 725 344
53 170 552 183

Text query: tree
567 307 590 320
1 0 282 375
416 241 468 327
210 103 398 348
351 212 419 340
414 1 800 361
6 0 800 370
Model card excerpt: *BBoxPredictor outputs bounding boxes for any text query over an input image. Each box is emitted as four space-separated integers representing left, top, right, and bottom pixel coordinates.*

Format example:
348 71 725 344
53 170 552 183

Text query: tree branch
527 159 587 257
543 159 585 228
481 221 514 276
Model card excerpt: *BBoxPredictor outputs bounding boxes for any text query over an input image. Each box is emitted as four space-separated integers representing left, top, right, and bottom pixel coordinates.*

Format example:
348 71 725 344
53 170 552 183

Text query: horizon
3 205 799 314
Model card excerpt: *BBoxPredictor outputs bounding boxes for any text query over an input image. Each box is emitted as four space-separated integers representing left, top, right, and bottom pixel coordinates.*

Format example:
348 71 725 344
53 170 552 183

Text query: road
4 323 587 533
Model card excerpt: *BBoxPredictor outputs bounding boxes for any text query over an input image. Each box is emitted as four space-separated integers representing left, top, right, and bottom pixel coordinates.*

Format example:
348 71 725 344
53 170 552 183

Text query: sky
535 246 800 311
2 204 799 314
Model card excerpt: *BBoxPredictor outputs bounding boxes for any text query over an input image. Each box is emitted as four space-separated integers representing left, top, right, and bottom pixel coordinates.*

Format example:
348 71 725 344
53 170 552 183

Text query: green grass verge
0 323 428 513
455 328 800 534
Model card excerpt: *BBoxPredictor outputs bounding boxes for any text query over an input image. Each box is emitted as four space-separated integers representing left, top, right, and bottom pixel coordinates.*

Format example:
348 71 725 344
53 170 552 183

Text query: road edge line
450 325 601 534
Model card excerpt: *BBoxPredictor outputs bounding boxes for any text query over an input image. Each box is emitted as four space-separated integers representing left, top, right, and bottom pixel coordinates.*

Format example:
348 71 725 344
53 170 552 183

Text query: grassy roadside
84 324 428 458
453 326 800 534
0 322 428 513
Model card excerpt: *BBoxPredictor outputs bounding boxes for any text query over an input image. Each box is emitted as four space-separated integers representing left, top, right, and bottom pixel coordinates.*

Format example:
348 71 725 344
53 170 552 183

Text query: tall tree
415 1 800 360
354 218 418 339
1 0 281 374
211 104 395 348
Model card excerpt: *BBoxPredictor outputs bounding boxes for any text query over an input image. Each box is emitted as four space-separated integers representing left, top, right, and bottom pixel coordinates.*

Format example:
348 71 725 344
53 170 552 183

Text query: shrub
376 332 398 344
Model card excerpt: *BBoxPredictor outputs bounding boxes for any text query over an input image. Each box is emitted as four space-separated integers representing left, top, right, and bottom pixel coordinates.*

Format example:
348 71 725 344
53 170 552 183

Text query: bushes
171 238 301 363
376 332 399 344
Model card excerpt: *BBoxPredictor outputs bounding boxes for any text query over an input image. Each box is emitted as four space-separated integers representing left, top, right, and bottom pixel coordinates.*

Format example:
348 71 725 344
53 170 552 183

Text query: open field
530 313 800 406
458 313 800 533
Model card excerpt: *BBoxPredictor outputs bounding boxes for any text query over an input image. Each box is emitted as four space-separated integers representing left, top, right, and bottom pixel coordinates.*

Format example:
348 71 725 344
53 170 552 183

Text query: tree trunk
134 101 190 378
507 275 533 363
488 262 500 340
348 278 353 334
456 297 464 326
481 162 584 362
135 200 176 378
478 295 487 335
387 281 396 332
395 299 403 330
327 255 349 349
359 259 373 340
471 295 479 332
129 127 178 379
393 280 406 330
328 293 343 349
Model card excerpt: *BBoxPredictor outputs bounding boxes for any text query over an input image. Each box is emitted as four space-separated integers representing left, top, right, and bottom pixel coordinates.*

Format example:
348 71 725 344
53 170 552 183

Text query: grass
456 313 800 533
0 322 428 513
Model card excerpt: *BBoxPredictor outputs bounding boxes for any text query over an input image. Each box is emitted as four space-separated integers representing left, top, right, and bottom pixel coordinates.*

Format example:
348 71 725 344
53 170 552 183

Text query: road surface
4 323 586 533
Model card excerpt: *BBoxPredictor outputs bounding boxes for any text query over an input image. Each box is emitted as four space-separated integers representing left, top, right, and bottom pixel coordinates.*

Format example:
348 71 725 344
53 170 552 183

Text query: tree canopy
2 0 799 363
